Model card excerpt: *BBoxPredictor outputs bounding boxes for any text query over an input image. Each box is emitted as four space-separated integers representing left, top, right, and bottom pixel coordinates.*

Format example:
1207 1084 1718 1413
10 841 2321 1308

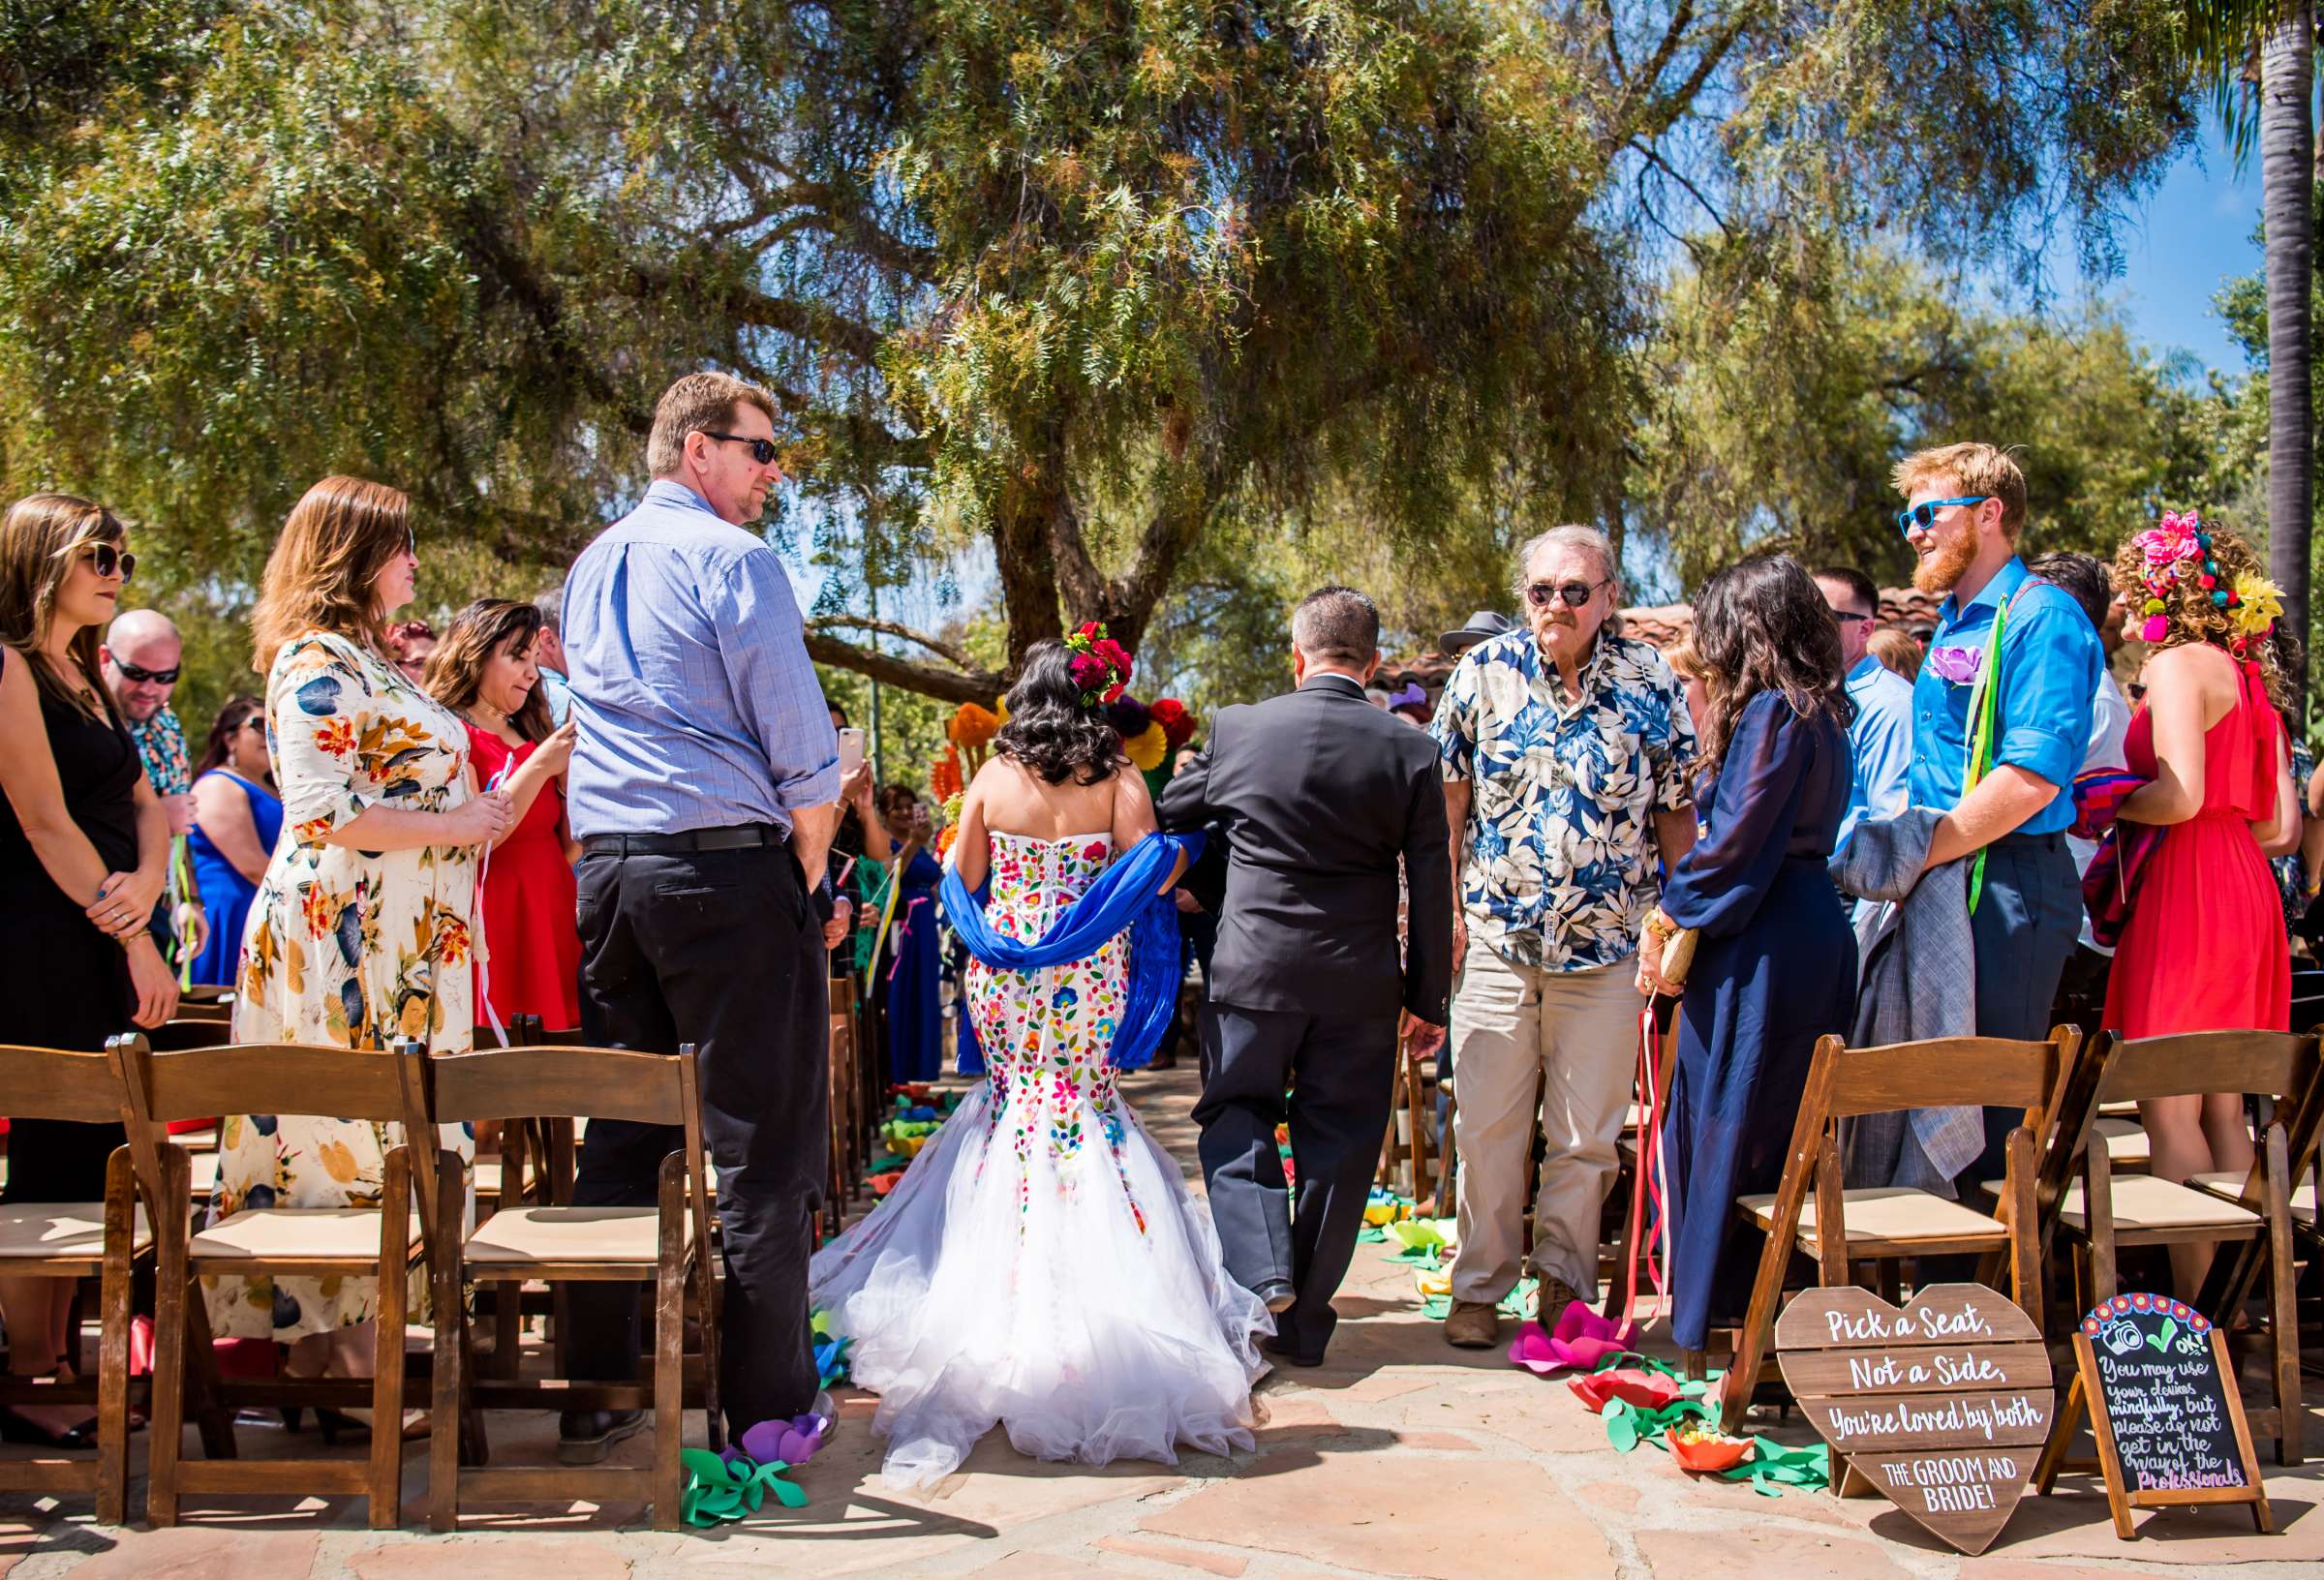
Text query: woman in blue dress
877 783 946 1084
1636 555 1857 1354
186 695 283 988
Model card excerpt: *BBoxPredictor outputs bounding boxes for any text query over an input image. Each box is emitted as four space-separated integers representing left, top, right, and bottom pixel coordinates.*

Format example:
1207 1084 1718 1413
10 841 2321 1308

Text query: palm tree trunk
2263 5 2315 714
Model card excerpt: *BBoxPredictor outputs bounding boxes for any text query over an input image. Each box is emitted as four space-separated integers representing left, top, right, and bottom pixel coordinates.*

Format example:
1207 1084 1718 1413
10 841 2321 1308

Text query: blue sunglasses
1896 496 1989 535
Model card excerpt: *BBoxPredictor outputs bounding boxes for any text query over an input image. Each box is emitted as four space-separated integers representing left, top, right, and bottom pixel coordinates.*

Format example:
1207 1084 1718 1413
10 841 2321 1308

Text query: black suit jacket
1158 673 1452 1023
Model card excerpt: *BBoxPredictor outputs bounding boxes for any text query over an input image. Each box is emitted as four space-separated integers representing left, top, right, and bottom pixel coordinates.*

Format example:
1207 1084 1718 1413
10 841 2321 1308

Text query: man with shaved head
102 608 206 961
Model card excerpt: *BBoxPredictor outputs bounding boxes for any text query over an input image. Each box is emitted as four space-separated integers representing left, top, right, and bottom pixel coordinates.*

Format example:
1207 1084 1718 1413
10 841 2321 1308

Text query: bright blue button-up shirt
1836 654 1915 850
564 480 840 840
1907 556 2099 836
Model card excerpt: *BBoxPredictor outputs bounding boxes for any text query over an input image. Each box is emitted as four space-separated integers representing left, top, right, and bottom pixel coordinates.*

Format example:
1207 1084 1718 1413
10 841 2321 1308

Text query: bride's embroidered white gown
808 831 1269 1487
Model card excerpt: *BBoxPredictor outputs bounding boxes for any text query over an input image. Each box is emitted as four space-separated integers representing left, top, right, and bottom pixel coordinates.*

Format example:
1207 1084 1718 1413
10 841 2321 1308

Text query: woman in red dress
426 598 580 1031
2105 513 2298 1295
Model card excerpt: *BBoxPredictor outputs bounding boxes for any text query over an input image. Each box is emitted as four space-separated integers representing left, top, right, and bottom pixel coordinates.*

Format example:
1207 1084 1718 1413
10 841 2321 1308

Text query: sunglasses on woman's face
78 543 137 584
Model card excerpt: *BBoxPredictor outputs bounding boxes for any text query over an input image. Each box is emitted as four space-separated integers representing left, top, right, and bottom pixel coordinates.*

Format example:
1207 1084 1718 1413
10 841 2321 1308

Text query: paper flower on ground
1124 720 1169 771
1506 1299 1632 1375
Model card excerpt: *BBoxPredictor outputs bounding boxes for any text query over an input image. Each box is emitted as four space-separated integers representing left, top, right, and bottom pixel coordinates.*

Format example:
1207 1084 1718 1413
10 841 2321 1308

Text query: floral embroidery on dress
964 832 1141 1232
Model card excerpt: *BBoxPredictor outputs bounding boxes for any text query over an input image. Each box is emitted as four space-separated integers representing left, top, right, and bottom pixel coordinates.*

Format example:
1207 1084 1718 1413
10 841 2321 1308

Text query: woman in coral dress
426 598 580 1032
2105 512 2297 1295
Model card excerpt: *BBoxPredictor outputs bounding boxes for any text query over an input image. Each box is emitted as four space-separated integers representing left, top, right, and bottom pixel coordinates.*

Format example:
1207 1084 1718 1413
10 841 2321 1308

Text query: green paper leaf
1357 1225 1387 1243
1605 1407 1640 1452
682 1448 737 1488
766 1474 809 1508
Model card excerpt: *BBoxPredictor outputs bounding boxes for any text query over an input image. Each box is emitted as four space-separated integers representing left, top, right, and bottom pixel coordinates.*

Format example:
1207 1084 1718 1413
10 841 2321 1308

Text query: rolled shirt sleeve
1991 591 2100 797
1644 666 1698 812
716 550 841 811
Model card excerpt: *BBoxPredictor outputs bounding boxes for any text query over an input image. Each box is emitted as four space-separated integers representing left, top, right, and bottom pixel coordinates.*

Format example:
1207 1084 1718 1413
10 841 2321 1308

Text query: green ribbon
680 1447 809 1526
1960 582 2032 915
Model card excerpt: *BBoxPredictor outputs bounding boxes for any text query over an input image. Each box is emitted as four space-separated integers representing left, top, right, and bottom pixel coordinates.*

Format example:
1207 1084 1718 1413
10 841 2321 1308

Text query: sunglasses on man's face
113 659 179 685
1828 610 1876 627
78 543 137 585
1524 579 1607 610
1894 496 1990 535
701 431 782 467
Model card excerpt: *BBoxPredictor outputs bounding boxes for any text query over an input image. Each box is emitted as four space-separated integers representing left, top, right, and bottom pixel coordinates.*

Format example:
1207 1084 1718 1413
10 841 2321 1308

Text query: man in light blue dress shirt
1815 564 1914 853
1894 442 2099 1183
558 371 841 1461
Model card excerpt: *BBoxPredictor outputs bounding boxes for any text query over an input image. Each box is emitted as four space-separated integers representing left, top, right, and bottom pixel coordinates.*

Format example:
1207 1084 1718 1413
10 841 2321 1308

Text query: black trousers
566 840 829 1435
1195 1001 1396 1361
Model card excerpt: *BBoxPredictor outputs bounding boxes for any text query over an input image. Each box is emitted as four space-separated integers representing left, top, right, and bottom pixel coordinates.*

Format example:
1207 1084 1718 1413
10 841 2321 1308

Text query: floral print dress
809 831 1267 1488
206 630 477 1342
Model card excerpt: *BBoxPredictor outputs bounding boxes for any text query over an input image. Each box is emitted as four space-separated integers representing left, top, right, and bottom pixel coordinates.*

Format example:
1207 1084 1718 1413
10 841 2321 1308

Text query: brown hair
646 372 780 477
249 476 413 675
1867 625 1922 684
1891 442 2028 539
1663 638 1706 682
0 493 127 723
197 695 266 777
424 598 552 743
1690 555 1852 777
2111 519 2289 709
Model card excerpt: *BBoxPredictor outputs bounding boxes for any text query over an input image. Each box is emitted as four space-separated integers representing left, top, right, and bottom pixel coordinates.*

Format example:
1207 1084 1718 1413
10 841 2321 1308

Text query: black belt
581 823 786 857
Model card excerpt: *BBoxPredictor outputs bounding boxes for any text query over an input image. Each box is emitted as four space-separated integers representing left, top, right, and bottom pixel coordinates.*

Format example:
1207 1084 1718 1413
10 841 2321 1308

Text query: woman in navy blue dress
878 784 946 1085
1636 555 1857 1353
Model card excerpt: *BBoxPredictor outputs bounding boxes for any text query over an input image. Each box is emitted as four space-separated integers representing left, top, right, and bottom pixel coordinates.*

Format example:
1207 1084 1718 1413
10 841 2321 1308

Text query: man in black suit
1158 586 1452 1366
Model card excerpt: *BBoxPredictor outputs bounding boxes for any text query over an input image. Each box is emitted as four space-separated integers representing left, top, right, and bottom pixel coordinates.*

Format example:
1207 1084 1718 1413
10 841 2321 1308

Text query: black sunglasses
113 658 178 684
1524 578 1607 610
1828 610 1876 627
701 431 781 467
79 543 137 585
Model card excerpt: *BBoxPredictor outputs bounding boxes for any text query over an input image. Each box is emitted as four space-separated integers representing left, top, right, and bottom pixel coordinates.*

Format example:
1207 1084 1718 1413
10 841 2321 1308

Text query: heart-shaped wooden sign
1776 1284 2054 1556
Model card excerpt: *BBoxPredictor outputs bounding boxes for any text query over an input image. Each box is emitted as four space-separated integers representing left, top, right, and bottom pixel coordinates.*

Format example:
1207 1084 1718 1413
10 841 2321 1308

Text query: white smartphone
838 727 865 776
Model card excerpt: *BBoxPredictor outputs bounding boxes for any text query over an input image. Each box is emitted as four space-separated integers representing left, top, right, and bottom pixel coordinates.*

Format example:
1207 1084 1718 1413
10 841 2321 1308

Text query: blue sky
2090 124 2262 375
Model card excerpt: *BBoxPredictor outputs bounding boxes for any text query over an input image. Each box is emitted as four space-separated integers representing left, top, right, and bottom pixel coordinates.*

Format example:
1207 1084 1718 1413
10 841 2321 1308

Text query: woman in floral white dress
810 639 1266 1488
207 476 511 1390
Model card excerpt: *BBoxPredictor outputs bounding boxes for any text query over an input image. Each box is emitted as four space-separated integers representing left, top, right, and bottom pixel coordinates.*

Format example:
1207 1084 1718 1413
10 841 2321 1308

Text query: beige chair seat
2094 1115 2150 1170
0 1201 151 1259
2187 1170 2317 1227
191 1207 421 1261
1738 1186 2005 1251
474 1158 504 1198
464 1205 691 1267
2059 1173 2263 1235
189 1151 219 1199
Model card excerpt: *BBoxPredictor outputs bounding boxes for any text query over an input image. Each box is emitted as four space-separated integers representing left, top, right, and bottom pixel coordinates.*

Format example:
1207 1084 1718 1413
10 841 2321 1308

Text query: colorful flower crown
2129 509 2281 656
1063 622 1134 708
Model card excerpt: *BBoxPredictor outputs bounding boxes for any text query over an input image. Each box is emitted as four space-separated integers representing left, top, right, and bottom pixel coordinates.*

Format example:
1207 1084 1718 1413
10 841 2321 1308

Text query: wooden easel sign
2069 1293 2272 1539
1774 1284 2053 1556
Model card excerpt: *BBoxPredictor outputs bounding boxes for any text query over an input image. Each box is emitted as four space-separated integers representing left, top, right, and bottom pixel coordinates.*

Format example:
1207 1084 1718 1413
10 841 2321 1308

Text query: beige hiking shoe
1444 1299 1501 1349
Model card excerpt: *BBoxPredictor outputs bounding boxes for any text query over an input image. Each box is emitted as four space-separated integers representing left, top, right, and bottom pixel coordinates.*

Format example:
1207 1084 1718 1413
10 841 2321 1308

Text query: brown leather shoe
1535 1276 1581 1331
1443 1299 1500 1349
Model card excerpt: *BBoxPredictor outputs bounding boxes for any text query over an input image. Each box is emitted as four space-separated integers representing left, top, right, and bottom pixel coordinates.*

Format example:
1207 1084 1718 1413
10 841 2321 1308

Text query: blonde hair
2111 521 2289 709
1867 625 1922 684
1663 638 1705 681
1892 442 2028 539
250 476 413 675
646 372 780 477
0 493 126 722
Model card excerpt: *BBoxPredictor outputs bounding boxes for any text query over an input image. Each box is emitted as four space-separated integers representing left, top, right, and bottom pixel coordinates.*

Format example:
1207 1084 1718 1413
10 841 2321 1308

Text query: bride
809 635 1269 1487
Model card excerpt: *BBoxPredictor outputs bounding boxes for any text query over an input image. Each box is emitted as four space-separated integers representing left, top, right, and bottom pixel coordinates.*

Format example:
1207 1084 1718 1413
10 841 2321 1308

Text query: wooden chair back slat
1824 1034 2064 1118
421 1046 688 1128
2095 1029 2316 1106
127 1041 414 1125
0 1044 133 1124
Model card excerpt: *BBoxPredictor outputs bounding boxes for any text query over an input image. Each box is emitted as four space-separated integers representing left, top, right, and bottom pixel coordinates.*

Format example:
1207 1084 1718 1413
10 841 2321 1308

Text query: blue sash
941 831 1204 1075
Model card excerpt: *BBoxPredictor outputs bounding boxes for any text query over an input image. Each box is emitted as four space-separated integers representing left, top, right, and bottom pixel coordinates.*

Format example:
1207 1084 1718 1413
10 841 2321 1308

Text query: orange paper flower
948 702 1000 749
931 744 965 802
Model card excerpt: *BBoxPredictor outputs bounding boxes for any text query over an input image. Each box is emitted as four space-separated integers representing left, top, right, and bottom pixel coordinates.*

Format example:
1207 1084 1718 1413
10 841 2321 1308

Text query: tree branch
805 629 1003 703
809 616 976 670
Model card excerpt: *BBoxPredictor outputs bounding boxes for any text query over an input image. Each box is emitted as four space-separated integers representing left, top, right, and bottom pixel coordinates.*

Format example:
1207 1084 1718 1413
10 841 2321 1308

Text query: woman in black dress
0 494 178 1443
1636 555 1857 1355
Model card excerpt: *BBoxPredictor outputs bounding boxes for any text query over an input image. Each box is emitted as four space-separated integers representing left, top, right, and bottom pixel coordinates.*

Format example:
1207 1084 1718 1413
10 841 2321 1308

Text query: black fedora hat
1437 609 1516 655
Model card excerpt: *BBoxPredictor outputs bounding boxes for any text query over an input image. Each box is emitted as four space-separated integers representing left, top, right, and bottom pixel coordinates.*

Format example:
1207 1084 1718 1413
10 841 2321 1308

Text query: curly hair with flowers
2112 511 2290 707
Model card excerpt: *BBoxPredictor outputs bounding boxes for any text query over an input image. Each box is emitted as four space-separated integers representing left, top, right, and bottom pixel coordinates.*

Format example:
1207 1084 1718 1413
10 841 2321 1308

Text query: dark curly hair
1691 555 1853 775
995 639 1122 785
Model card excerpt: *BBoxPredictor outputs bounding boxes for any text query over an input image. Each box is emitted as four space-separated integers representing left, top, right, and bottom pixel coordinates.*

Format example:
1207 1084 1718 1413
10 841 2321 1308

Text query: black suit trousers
1195 1002 1396 1361
566 841 829 1435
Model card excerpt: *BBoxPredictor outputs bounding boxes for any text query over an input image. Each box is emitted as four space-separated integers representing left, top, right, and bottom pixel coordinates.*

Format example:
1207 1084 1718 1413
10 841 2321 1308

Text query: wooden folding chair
406 1038 719 1532
2050 1028 2321 1466
115 1034 440 1529
1717 1026 2078 1442
0 1042 149 1524
830 973 863 1203
1374 1042 1435 1202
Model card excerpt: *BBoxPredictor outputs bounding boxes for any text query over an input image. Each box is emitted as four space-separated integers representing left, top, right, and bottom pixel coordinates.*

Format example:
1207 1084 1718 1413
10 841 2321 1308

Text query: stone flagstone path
4 1062 2320 1578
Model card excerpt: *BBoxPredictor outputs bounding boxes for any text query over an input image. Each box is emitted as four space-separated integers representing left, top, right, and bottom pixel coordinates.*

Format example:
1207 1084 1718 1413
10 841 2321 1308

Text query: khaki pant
1449 939 1644 1303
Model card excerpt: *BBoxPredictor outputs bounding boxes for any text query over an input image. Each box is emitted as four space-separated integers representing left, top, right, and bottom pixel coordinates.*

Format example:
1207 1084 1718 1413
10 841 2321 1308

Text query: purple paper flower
1925 644 1983 686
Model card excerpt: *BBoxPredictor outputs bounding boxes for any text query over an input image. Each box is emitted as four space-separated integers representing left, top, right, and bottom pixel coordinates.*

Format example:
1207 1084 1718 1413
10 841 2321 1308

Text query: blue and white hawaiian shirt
1433 627 1697 971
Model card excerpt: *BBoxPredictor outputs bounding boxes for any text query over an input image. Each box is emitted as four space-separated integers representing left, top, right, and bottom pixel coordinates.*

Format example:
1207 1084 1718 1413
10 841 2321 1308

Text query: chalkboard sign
2072 1293 2272 1539
1775 1284 2053 1555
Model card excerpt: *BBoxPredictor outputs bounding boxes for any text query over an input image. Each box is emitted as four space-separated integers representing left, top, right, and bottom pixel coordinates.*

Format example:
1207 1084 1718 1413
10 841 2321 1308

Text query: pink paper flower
1505 1298 1633 1376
